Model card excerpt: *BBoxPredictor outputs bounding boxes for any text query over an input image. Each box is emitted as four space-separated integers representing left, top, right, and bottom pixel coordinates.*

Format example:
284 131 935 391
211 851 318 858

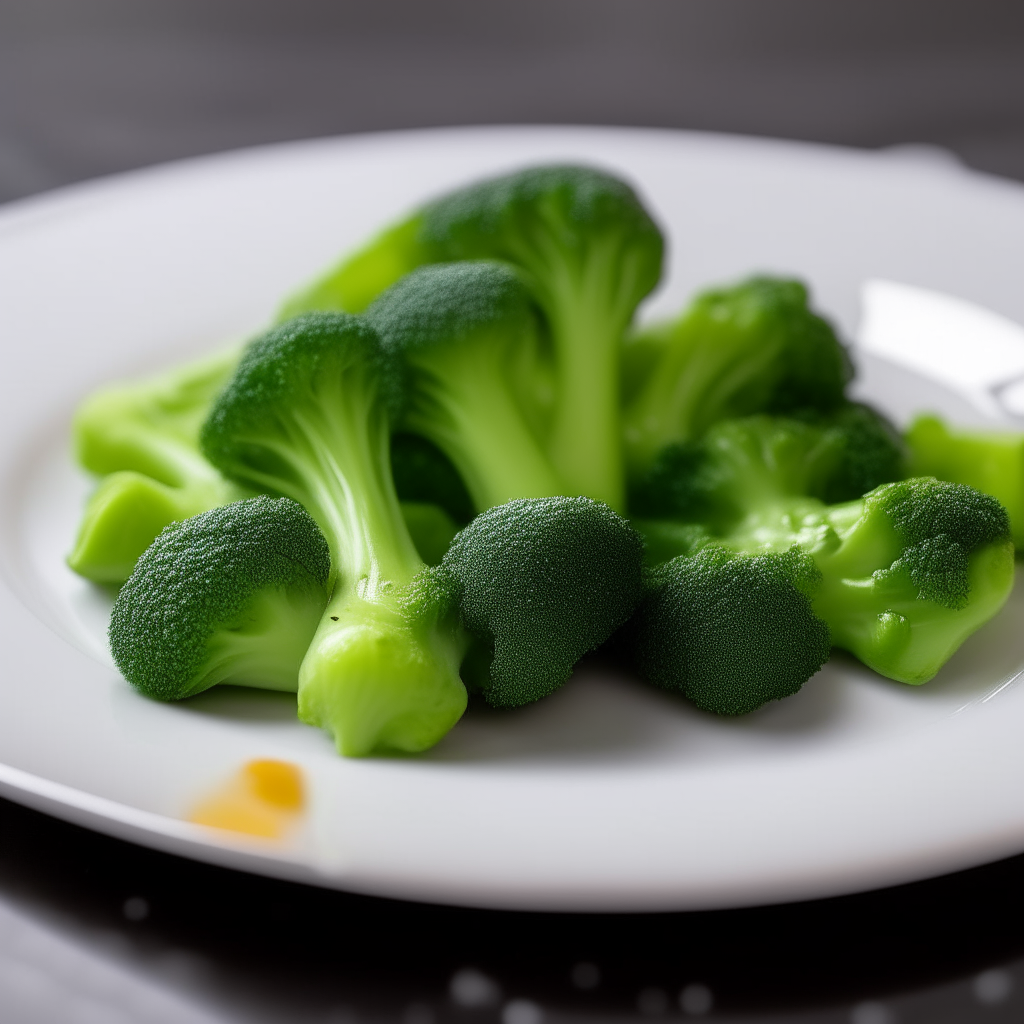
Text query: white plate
3 126 1024 912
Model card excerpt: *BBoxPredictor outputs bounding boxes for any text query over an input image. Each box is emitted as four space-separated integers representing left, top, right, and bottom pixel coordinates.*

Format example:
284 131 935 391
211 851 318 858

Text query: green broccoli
808 479 1013 682
632 416 1014 688
629 406 905 529
905 413 1024 549
200 313 467 756
367 261 563 511
284 165 665 509
622 277 852 479
109 496 330 699
68 346 247 583
436 496 645 707
625 544 832 715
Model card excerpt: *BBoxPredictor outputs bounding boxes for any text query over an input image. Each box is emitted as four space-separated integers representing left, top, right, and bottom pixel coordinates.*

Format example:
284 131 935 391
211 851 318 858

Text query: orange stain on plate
189 759 305 839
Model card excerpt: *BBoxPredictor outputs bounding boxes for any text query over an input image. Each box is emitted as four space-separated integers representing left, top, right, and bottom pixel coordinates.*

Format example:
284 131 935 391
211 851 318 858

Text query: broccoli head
626 545 832 715
110 496 329 700
367 261 563 511
905 413 1024 549
201 312 467 756
623 277 852 477
438 496 645 707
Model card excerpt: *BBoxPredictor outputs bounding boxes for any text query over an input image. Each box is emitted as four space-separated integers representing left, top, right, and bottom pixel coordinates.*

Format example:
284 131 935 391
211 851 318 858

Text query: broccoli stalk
905 413 1024 549
109 496 330 699
632 416 1014 688
201 313 467 756
622 277 852 479
278 214 430 320
69 347 247 583
367 261 563 511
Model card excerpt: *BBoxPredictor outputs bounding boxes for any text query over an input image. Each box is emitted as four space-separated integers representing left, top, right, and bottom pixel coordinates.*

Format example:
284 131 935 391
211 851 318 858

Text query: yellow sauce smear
189 759 305 839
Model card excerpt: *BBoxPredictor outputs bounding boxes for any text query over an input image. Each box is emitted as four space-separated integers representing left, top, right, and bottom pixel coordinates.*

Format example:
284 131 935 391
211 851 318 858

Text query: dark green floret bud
627 546 831 716
441 496 645 708
109 496 330 701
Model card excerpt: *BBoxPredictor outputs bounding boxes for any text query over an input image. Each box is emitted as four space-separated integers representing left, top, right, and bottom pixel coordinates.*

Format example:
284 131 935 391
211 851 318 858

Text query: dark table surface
3 2 1024 1021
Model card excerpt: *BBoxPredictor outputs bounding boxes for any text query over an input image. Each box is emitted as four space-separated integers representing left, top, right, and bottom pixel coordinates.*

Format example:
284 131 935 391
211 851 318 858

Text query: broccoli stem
234 397 420 589
624 326 751 475
233 395 465 754
540 257 628 510
68 470 242 584
404 345 563 510
298 594 467 756
199 587 327 694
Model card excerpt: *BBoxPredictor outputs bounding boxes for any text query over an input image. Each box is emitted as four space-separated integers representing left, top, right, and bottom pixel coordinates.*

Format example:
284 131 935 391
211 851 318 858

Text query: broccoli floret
630 407 905 529
805 479 1013 682
282 165 664 509
636 461 1014 685
200 313 467 756
367 261 563 511
623 277 852 478
110 496 330 700
438 496 645 707
905 413 1024 549
68 346 247 583
626 545 832 715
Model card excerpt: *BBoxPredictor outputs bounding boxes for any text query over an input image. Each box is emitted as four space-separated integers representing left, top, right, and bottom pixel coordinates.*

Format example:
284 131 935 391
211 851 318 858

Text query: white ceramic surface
2 126 1024 912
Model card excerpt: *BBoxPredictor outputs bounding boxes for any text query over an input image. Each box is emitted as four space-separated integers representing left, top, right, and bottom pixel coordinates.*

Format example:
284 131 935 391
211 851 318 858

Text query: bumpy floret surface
628 546 832 716
441 496 645 707
109 496 330 700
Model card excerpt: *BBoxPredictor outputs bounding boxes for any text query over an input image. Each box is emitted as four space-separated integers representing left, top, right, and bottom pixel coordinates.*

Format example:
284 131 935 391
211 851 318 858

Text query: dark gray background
3 0 1024 202
3 2 1024 1021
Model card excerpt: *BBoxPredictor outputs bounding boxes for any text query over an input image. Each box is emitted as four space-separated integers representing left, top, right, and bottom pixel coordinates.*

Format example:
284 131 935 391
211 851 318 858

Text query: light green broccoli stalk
436 496 644 707
622 277 852 479
367 261 562 511
109 496 330 699
905 413 1024 550
68 347 247 583
283 165 665 510
200 313 467 756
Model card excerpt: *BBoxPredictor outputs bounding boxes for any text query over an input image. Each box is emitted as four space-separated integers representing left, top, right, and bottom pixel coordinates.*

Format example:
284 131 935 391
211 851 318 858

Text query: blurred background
3 1 1024 1021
